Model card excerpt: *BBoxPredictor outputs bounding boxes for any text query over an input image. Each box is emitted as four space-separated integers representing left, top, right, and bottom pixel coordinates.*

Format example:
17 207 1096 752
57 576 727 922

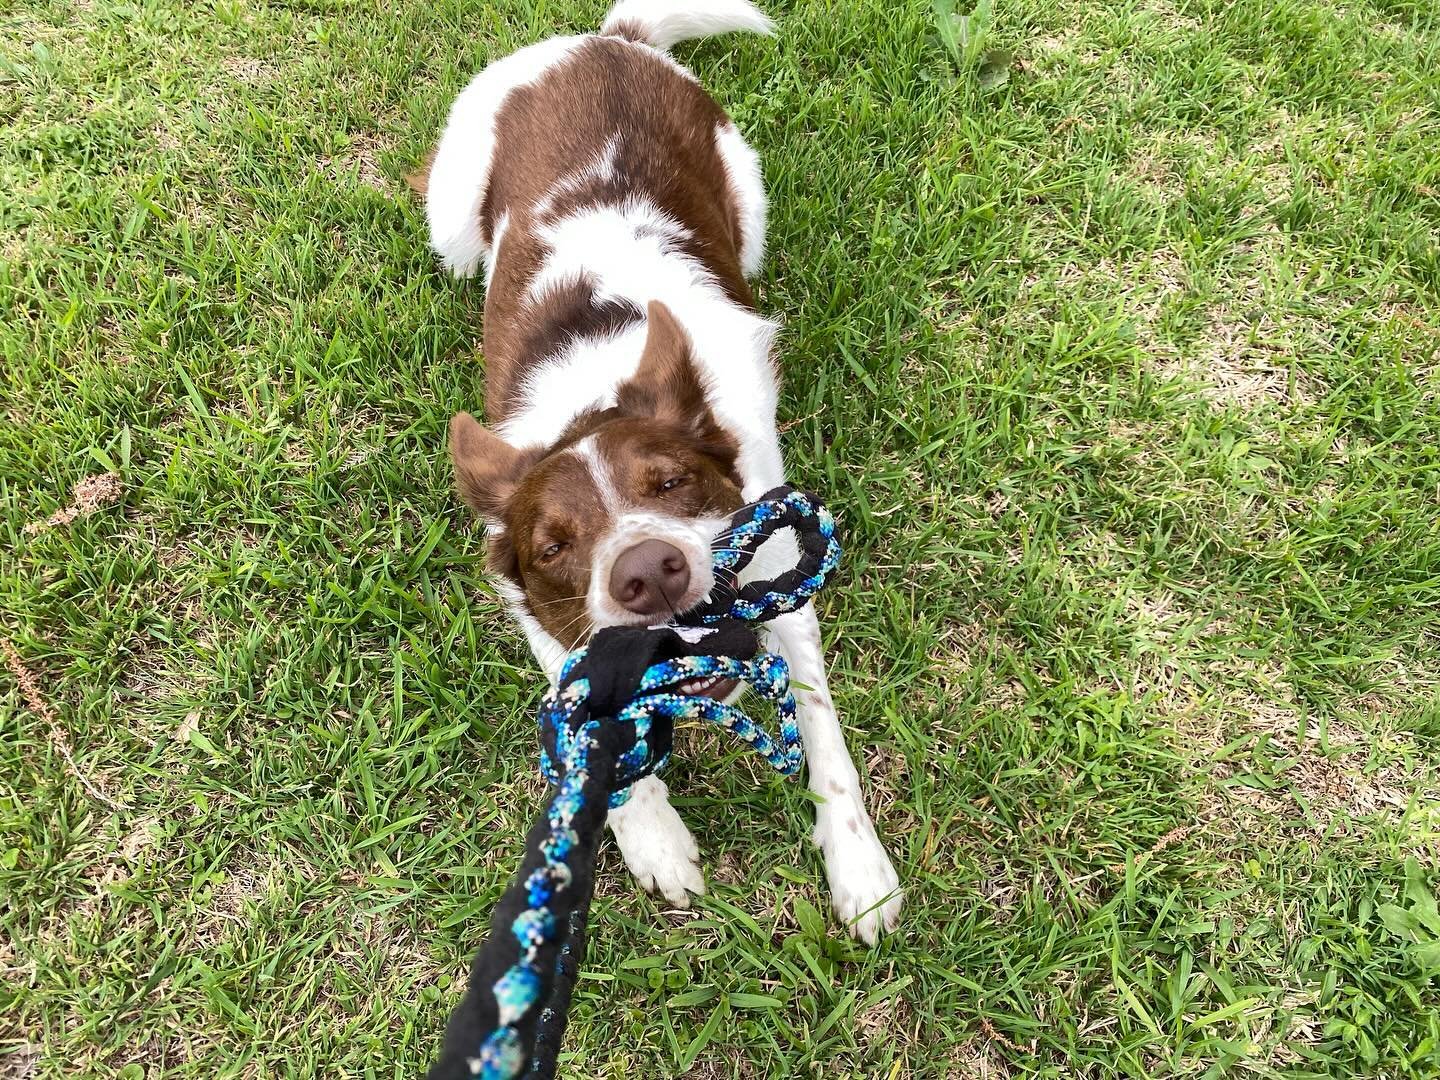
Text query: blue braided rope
538 651 801 809
460 489 838 1080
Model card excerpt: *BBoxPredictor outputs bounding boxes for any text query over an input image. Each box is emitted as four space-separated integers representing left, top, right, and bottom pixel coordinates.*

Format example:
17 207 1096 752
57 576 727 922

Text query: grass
3 0 1439 1075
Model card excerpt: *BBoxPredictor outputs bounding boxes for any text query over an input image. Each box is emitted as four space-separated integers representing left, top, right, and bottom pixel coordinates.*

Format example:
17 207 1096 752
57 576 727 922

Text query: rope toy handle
429 488 840 1080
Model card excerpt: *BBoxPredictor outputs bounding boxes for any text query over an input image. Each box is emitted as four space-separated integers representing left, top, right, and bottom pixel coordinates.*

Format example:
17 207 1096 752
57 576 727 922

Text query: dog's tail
600 0 773 51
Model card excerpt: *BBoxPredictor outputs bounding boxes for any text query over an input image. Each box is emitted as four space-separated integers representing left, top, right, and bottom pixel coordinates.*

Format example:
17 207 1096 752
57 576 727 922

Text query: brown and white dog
418 0 901 942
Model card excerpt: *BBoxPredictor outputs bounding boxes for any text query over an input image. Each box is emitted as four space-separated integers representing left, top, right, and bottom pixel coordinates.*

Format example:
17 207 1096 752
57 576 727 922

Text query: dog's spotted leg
769 605 902 943
606 774 704 907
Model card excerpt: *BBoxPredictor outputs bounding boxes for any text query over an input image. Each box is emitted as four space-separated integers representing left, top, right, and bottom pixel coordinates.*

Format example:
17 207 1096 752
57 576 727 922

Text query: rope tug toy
429 486 840 1080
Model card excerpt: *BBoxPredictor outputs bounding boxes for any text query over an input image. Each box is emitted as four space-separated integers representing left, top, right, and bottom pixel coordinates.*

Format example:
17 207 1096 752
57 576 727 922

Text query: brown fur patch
470 36 753 423
500 451 609 646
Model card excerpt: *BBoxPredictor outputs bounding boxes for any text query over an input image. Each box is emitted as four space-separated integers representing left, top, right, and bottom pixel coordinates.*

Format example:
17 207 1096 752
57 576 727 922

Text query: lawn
3 0 1440 1075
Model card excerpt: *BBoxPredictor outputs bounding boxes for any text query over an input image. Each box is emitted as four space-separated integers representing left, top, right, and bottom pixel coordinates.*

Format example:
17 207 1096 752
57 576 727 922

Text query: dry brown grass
334 132 389 192
219 56 277 84
2 638 121 809
949 1036 1018 1078
0 1043 41 1080
23 473 123 535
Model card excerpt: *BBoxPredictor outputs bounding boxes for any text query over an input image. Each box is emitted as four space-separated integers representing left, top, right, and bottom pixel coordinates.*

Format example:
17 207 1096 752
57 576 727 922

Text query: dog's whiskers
532 593 588 608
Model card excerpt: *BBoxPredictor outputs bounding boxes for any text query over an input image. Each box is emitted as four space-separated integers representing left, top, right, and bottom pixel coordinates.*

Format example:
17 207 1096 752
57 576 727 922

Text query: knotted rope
429 486 840 1080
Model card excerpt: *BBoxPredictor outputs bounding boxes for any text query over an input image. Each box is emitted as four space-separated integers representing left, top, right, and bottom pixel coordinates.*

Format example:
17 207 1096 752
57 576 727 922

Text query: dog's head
451 302 746 668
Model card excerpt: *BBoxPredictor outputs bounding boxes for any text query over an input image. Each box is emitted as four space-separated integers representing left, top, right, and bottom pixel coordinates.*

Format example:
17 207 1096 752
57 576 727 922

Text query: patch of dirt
1169 326 1320 408
155 535 196 569
1174 660 1434 839
1139 0 1201 32
708 849 744 885
1150 226 1327 410
82 815 164 890
1125 591 1190 645
1254 990 1326 1069
191 854 276 949
153 118 182 154
116 632 182 701
1027 28 1102 66
318 132 389 191
1029 248 1188 361
1127 147 1182 201
977 676 1027 715
861 742 913 832
930 620 986 681
23 473 123 535
118 817 160 862
856 986 916 1047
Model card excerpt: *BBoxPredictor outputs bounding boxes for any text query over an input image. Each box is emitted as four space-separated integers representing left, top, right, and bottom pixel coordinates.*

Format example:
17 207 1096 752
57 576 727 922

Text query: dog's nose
609 539 691 617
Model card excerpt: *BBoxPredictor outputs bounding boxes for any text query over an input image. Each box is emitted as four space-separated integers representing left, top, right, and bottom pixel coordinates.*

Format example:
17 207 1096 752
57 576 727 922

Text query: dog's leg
606 774 705 907
769 605 902 942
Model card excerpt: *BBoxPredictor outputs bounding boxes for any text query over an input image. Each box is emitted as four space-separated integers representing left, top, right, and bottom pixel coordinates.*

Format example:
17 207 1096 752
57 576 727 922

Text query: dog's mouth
675 675 740 701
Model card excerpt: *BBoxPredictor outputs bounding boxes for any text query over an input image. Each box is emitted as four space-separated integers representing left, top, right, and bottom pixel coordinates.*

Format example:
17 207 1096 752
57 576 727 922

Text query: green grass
3 0 1440 1075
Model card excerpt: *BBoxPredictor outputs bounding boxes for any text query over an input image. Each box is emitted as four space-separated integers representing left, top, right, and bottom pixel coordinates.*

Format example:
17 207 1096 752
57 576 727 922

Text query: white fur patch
601 0 774 51
485 211 510 290
492 574 570 681
571 433 623 512
425 35 585 278
714 121 767 278
525 196 693 305
496 318 650 450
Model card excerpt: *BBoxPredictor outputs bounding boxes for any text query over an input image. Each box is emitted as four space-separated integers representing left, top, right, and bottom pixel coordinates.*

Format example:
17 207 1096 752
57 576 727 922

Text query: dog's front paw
626 826 705 908
814 808 902 944
608 777 705 908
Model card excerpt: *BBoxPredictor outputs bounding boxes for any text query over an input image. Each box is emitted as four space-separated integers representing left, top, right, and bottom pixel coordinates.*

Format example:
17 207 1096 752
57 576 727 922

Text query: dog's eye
658 475 690 494
538 541 568 562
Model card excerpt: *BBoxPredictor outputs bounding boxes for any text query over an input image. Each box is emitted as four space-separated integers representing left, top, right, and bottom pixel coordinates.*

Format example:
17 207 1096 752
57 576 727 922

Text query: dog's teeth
678 675 721 695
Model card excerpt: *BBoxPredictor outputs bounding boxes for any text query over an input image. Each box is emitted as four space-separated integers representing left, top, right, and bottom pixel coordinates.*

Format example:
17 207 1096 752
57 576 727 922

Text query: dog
416 0 901 942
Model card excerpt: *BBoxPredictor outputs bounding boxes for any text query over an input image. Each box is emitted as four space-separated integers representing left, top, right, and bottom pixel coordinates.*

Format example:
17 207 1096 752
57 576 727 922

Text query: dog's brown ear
616 301 710 428
616 301 738 474
449 412 530 518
